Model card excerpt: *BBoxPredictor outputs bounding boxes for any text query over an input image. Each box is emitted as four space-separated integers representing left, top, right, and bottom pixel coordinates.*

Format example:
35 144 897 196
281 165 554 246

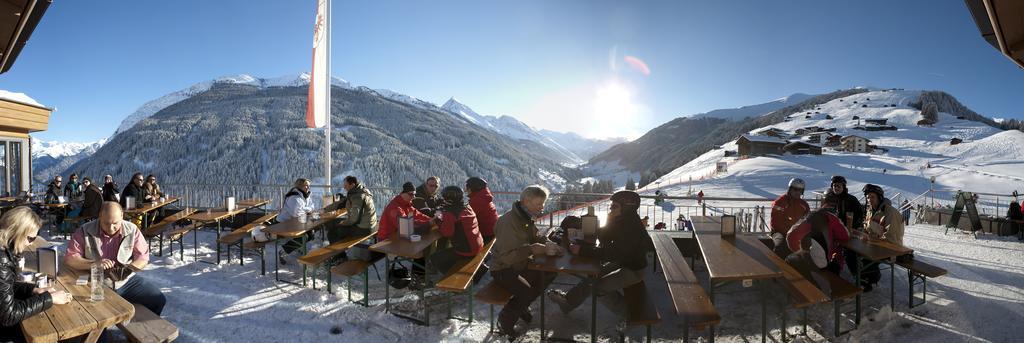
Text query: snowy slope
538 129 627 160
690 92 815 120
113 73 352 136
441 97 584 164
644 89 1021 209
31 139 106 159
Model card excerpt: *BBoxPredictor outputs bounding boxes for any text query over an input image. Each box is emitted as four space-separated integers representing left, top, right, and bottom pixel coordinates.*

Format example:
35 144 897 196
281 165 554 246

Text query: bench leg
908 271 928 309
240 242 245 266
802 308 807 336
780 301 788 342
684 326 689 342
834 298 857 337
489 304 495 334
646 324 651 343
260 247 266 276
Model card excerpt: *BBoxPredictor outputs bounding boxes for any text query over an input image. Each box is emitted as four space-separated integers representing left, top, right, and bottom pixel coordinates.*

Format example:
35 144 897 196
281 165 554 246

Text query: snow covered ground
38 221 1023 342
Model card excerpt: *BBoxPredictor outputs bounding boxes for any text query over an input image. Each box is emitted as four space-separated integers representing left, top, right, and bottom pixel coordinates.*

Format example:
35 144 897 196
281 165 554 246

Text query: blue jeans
117 275 167 315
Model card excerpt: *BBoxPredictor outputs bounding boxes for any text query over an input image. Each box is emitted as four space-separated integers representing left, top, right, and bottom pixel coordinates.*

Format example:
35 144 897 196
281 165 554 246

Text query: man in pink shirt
65 202 166 317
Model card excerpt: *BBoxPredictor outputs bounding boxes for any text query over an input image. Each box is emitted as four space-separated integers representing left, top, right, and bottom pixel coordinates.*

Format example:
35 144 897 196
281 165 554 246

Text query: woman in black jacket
0 207 72 342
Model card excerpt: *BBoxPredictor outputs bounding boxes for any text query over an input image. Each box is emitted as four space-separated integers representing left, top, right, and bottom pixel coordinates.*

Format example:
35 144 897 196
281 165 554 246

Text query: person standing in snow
697 190 705 204
829 175 865 229
1007 200 1022 236
654 190 665 205
466 177 498 243
901 199 911 225
770 178 809 258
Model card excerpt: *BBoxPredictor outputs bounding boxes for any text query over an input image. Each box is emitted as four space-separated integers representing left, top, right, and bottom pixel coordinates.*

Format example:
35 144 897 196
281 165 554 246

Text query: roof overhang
1 0 51 74
966 0 1024 69
0 97 51 134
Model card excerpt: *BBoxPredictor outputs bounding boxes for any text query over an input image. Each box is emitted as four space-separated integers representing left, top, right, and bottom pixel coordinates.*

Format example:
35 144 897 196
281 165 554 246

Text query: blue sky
2 0 1023 142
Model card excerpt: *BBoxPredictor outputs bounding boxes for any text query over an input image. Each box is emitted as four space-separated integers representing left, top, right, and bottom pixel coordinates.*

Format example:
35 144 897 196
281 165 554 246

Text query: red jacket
440 206 484 257
786 212 850 270
771 194 809 235
469 188 498 239
378 195 432 241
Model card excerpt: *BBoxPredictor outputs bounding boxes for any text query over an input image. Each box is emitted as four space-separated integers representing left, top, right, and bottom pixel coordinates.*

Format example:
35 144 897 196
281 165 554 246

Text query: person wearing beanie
547 190 654 319
430 186 484 275
377 181 432 242
770 178 810 258
465 177 498 243
829 175 865 229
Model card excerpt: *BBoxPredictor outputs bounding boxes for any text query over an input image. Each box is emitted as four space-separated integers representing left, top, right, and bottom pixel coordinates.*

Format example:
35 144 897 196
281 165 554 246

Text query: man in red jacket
377 182 433 241
430 186 484 275
770 178 809 257
466 177 498 243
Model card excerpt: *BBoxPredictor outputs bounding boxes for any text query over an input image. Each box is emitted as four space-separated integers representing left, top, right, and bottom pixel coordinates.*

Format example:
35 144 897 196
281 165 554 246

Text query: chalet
783 141 822 155
794 126 825 135
865 118 888 125
736 134 787 157
841 135 872 153
0 96 51 196
754 127 788 139
825 135 843 147
854 125 898 131
806 131 833 144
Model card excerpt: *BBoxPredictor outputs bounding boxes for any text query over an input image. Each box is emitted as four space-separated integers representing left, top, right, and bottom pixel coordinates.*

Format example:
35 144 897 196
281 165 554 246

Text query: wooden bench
435 240 495 323
218 212 277 266
117 303 178 343
144 208 198 257
741 238 829 342
242 239 275 276
623 281 661 343
331 256 384 307
896 258 947 308
165 223 202 262
300 232 376 292
651 234 720 342
473 281 513 333
809 269 862 337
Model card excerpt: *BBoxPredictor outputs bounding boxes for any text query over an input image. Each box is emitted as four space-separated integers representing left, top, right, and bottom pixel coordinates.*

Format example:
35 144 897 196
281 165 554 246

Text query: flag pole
324 0 333 196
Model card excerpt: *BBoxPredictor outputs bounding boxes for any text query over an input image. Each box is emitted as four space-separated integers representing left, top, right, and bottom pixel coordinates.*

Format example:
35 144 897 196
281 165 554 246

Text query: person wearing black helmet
547 190 654 319
846 183 906 292
430 186 484 275
829 175 865 230
770 178 810 258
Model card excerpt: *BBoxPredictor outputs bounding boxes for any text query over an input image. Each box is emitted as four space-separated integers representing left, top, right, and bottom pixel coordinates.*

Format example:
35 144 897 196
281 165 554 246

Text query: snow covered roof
0 89 46 108
841 134 870 142
738 134 788 144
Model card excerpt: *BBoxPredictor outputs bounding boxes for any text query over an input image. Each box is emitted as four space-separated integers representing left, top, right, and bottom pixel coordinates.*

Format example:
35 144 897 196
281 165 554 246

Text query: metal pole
324 0 333 194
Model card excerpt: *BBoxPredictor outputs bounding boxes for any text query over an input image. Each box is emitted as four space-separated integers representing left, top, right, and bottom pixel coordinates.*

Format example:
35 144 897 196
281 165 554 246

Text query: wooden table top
124 197 180 215
842 232 913 261
692 216 782 282
21 266 135 343
528 251 602 277
237 198 270 209
369 229 442 259
264 210 345 238
186 206 247 223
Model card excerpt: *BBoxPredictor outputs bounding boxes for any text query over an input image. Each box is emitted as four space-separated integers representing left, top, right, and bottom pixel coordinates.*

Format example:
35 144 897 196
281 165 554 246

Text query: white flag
306 0 329 128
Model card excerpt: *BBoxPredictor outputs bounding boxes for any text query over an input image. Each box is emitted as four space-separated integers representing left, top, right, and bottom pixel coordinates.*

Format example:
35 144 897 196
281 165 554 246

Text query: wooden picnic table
124 197 180 235
20 264 135 343
236 198 270 209
264 209 346 286
692 216 783 343
842 230 914 324
185 207 248 264
370 227 443 325
529 250 602 342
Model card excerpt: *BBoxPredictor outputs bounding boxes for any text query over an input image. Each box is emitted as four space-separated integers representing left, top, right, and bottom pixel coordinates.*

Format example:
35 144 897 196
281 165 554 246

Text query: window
0 139 28 197
0 142 5 197
10 141 21 195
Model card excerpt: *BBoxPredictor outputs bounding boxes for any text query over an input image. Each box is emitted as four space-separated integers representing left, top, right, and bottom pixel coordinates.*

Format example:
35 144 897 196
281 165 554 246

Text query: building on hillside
783 141 823 155
716 161 728 173
806 131 834 144
824 135 843 147
865 118 889 125
0 96 51 196
794 126 825 135
754 127 788 139
736 134 787 157
841 135 872 153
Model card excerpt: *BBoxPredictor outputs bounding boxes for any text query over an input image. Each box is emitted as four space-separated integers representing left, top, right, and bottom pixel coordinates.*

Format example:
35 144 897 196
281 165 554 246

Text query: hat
465 177 487 192
402 182 416 194
441 186 464 204
560 215 582 230
789 178 806 190
862 184 884 198
610 190 641 208
830 175 847 185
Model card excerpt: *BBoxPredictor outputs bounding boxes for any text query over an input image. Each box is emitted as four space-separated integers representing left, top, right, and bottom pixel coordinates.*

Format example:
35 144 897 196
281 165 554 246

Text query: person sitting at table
276 178 316 265
377 182 431 241
64 173 83 201
770 178 809 258
44 176 63 204
490 185 557 339
0 207 74 342
101 174 120 202
786 207 850 275
414 176 443 216
143 174 165 200
846 184 906 292
430 186 484 277
65 202 167 317
465 177 498 243
829 175 864 229
80 177 104 219
547 190 654 320
119 173 153 209
331 175 378 245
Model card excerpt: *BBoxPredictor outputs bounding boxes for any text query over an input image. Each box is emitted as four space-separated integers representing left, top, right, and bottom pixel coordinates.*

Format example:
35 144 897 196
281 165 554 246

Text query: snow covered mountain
31 139 106 183
113 73 352 137
538 129 627 160
690 93 815 121
441 98 584 164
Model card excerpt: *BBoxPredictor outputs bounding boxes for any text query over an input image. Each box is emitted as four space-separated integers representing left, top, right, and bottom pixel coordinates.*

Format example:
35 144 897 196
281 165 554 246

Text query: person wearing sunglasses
0 207 73 342
414 176 443 216
119 172 154 209
143 175 165 200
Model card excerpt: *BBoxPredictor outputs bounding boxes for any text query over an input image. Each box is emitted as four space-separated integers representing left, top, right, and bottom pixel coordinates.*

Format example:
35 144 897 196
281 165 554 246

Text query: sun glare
593 81 637 137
